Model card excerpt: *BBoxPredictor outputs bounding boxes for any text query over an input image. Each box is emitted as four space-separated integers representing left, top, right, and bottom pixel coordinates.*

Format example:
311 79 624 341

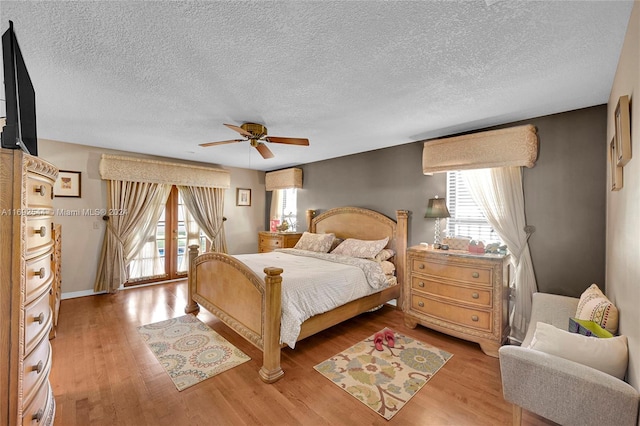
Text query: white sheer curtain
177 186 227 253
461 167 537 342
94 180 171 293
178 202 202 272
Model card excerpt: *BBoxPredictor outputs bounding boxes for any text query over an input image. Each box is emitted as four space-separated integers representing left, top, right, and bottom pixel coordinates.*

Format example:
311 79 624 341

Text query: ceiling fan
199 123 310 159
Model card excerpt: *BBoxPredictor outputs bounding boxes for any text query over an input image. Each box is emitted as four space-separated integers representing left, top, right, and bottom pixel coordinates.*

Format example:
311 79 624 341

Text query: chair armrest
521 292 580 347
499 346 640 426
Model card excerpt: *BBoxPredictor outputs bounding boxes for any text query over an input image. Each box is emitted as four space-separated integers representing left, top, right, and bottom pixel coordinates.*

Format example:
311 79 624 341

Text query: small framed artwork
610 138 623 191
614 94 631 167
236 188 251 206
54 170 82 197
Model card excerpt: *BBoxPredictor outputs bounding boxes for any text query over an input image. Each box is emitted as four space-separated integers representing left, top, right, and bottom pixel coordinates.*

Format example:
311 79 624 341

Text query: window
270 188 298 231
445 171 500 242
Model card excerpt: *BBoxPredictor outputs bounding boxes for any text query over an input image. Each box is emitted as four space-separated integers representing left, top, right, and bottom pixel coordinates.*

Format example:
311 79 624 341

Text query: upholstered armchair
499 292 640 426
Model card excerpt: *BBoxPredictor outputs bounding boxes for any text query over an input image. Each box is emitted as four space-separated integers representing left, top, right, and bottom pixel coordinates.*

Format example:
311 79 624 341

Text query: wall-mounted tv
1 20 37 156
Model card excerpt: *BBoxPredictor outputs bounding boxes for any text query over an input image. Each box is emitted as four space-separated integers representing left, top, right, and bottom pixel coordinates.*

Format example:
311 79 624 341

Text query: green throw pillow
568 317 614 338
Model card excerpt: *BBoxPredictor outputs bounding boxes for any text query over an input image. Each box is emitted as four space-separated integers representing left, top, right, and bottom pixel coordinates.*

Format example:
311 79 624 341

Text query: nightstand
258 231 303 253
404 245 510 357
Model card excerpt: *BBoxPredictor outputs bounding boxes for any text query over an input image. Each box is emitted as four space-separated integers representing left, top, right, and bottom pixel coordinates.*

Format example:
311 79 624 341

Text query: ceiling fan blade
199 139 244 147
224 123 254 138
255 143 274 159
265 136 310 146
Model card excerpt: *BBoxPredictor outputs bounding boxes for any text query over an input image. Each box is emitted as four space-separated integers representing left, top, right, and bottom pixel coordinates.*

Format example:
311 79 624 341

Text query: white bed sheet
233 249 390 348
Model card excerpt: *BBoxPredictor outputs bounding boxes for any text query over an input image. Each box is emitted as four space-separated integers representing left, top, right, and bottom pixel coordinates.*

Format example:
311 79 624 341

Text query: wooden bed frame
185 207 409 383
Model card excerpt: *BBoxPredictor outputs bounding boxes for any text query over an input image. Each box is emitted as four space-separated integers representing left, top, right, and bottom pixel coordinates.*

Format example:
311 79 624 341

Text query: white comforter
232 248 389 348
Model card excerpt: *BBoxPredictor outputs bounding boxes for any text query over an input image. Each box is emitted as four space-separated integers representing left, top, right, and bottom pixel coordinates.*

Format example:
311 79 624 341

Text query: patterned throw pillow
575 284 619 334
293 232 335 253
374 248 395 262
331 237 389 259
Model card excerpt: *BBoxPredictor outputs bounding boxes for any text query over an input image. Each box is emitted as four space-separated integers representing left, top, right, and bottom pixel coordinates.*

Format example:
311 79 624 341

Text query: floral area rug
314 329 452 420
137 314 250 391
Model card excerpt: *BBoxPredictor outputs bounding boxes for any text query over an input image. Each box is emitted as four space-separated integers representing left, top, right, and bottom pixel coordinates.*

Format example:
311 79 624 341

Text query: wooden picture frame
615 95 631 167
54 170 82 197
236 188 251 206
610 138 623 191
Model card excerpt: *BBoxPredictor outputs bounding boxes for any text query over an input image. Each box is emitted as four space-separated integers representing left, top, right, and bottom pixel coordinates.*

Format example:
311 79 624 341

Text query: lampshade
424 197 450 218
265 168 303 191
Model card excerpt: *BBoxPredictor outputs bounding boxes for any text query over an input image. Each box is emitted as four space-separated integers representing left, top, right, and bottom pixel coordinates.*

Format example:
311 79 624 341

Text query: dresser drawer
26 217 53 257
411 277 492 307
25 250 52 304
411 294 492 332
25 288 52 355
26 173 54 210
22 335 52 408
260 236 282 249
411 259 491 285
22 381 54 426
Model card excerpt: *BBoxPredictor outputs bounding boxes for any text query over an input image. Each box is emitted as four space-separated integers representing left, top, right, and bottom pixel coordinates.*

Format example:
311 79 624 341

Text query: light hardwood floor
50 281 556 426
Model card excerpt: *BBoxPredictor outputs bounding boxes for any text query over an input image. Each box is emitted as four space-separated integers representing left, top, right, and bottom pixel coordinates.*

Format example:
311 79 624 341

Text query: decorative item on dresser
258 231 303 253
0 149 58 425
404 245 509 357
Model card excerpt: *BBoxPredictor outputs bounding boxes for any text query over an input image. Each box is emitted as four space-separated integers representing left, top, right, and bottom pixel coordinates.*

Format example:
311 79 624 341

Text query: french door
126 186 206 286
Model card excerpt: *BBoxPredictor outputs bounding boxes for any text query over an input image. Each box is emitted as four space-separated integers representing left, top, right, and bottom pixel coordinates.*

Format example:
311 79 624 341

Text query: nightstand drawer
411 259 491 285
260 237 282 249
411 277 492 307
411 294 492 332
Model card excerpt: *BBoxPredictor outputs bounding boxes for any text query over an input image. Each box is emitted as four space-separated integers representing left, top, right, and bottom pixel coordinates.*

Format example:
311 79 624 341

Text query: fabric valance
99 154 230 188
422 124 539 174
265 168 303 190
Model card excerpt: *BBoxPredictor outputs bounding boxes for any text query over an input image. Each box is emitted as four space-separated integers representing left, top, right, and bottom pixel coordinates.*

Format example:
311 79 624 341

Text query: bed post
259 267 285 383
185 244 200 314
395 210 410 311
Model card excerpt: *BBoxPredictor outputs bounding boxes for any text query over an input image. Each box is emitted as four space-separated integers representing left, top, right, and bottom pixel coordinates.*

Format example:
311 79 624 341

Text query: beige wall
607 2 639 391
38 139 265 298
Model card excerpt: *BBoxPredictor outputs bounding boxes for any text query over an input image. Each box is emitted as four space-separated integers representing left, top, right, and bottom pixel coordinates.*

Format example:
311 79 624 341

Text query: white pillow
293 232 335 253
528 322 628 380
331 237 389 259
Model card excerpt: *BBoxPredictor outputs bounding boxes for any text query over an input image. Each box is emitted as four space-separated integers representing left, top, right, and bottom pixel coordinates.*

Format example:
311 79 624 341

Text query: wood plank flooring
49 280 556 426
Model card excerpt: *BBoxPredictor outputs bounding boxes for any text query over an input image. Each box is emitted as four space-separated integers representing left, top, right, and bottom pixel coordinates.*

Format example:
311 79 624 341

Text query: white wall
38 139 265 298
606 2 639 391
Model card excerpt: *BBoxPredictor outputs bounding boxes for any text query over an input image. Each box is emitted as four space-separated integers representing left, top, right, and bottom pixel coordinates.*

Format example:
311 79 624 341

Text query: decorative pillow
374 248 395 262
380 260 396 276
575 284 619 334
331 237 389 259
293 232 335 253
568 318 614 338
528 322 628 379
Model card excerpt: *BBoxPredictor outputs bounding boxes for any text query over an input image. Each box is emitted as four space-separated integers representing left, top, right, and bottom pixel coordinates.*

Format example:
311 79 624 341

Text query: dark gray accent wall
291 105 606 298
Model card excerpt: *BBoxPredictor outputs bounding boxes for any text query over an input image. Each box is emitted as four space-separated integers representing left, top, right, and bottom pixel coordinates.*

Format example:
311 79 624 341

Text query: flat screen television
1 20 37 155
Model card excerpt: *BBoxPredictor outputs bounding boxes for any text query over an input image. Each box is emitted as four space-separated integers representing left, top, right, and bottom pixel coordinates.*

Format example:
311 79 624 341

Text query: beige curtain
177 186 227 253
270 189 284 230
178 203 202 272
461 167 538 343
94 180 171 293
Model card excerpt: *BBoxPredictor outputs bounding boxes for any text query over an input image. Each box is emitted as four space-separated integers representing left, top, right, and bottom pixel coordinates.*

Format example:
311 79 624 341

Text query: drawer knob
34 185 46 197
471 315 479 322
34 312 44 324
34 360 44 374
35 226 47 237
472 272 479 278
33 408 44 422
35 267 46 279
418 301 425 307
418 281 425 288
418 264 425 269
472 292 479 299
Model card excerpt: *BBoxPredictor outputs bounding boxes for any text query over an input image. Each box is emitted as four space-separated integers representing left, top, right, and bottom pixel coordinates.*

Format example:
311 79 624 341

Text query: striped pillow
575 284 618 334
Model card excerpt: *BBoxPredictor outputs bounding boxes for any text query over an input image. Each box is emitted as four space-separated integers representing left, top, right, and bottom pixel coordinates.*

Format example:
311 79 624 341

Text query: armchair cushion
528 321 628 379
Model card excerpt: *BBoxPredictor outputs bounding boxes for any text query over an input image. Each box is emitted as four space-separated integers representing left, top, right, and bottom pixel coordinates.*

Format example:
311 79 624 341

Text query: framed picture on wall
614 94 631 167
610 138 623 191
236 188 251 206
54 170 82 197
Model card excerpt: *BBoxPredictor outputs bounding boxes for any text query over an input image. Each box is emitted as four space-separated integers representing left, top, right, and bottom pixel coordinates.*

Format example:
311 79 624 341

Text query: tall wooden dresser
404 245 510 357
1 149 57 426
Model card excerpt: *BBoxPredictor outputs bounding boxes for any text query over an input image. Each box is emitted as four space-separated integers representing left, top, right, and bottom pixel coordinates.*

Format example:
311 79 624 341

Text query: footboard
185 245 284 383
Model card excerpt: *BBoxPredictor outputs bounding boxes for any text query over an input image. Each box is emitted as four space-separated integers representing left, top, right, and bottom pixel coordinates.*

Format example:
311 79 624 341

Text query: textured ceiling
0 1 634 171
